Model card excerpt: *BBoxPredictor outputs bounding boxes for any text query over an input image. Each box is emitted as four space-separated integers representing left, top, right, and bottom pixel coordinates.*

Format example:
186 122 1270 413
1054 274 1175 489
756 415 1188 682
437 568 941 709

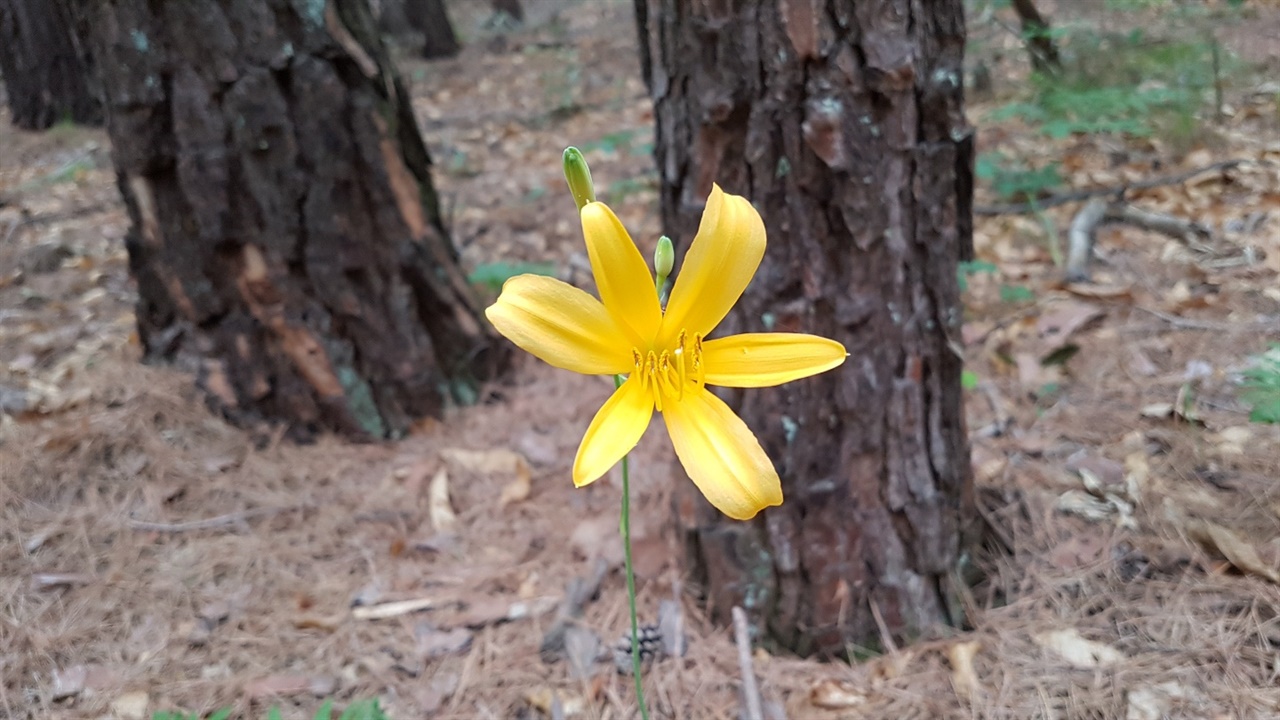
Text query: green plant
152 698 389 720
999 284 1035 303
957 259 997 292
989 28 1233 140
1240 345 1280 423
975 153 1063 201
468 261 557 294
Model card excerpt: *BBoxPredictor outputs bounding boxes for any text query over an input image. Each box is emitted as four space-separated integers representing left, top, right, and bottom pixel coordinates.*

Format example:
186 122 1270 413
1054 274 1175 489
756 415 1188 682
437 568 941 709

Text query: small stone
111 691 149 719
51 665 87 700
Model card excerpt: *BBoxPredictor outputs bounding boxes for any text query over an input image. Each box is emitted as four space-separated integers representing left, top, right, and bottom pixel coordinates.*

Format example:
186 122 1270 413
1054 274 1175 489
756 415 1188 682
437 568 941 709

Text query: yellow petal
702 333 847 388
573 375 654 487
486 274 633 375
580 202 662 344
659 185 765 345
662 386 782 520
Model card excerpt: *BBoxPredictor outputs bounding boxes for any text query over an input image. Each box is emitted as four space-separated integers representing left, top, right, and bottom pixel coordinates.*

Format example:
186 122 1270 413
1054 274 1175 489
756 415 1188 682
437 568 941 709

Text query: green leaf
208 710 232 720
467 261 557 293
267 709 284 720
1240 345 1280 424
338 698 389 720
961 370 979 390
999 284 1035 303
312 699 335 720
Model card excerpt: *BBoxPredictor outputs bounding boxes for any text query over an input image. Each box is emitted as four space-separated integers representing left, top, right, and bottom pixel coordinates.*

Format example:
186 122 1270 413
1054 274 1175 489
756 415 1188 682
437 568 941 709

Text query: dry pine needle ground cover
5 1 1280 718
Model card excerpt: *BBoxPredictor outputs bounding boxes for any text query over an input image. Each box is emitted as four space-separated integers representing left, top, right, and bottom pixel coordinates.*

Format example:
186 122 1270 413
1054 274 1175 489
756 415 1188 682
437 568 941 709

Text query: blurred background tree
73 0 504 439
0 0 101 130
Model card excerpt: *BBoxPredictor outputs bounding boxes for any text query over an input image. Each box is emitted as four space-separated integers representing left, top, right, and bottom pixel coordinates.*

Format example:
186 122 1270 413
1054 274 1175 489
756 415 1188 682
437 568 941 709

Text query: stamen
692 334 706 388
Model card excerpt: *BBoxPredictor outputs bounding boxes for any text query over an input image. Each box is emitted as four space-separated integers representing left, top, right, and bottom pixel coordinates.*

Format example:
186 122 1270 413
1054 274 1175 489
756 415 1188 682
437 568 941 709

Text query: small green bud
654 235 674 296
562 147 595 211
654 236 674 278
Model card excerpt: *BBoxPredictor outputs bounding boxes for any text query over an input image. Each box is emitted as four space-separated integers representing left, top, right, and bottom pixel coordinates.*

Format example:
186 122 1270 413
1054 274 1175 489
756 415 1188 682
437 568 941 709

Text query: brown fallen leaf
946 640 982 701
1036 301 1104 348
499 456 533 508
526 687 588 717
569 517 623 567
809 678 868 709
414 624 473 659
442 447 527 475
429 467 458 533
1187 519 1280 583
1033 628 1124 668
242 674 307 699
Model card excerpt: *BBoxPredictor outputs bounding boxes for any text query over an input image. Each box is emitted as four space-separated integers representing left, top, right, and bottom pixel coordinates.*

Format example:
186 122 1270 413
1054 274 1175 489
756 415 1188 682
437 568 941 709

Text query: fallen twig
975 158 1244 216
1132 305 1280 332
732 607 764 720
351 597 438 620
973 381 1013 438
126 506 292 532
1064 198 1111 283
1064 198 1219 282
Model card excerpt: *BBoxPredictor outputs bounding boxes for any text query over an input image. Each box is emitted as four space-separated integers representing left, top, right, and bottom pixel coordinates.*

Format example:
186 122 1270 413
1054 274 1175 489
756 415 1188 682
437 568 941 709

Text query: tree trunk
491 0 523 24
374 0 411 38
407 0 460 59
646 1 976 657
81 0 503 440
0 0 101 130
1011 0 1061 75
632 0 652 93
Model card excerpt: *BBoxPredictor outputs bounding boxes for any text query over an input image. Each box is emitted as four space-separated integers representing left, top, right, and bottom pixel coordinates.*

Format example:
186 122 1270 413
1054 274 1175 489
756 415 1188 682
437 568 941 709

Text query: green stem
615 374 650 720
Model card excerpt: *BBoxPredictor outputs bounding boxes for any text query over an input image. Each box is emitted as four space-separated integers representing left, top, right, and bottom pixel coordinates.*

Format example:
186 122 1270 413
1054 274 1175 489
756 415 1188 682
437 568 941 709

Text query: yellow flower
485 185 847 520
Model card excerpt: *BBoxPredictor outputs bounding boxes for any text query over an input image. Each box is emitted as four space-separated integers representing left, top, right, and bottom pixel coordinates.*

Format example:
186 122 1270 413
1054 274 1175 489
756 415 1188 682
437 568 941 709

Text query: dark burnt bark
0 0 101 130
82 0 503 440
407 0 460 59
646 0 976 656
1011 0 1061 75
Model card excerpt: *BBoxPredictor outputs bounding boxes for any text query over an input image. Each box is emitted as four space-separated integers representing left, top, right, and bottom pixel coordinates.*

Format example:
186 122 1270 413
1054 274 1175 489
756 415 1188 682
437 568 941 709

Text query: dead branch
1065 199 1217 282
732 607 764 720
1064 198 1111 283
975 159 1243 216
1133 305 1280 332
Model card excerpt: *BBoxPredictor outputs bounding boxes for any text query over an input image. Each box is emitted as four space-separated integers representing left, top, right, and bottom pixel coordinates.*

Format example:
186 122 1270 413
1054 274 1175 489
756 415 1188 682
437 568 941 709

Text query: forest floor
5 0 1280 718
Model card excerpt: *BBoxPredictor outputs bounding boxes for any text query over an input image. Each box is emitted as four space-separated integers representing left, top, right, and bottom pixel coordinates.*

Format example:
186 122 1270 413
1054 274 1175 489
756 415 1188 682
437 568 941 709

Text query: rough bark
406 0 460 59
491 0 523 24
373 0 411 37
0 0 101 129
646 0 976 657
1010 0 1061 75
633 0 652 93
82 0 503 440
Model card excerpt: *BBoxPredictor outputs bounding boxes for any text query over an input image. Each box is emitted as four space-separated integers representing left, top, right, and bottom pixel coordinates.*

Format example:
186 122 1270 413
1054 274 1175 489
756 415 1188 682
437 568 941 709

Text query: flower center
631 329 705 412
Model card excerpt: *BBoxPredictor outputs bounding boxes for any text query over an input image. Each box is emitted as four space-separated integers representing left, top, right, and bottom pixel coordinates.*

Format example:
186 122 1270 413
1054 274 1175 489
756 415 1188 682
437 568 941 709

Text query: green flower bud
562 147 595 211
654 235 674 296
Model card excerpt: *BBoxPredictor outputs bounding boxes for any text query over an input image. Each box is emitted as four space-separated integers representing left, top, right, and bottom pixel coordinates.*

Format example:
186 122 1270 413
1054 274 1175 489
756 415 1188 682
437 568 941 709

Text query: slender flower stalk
614 373 649 719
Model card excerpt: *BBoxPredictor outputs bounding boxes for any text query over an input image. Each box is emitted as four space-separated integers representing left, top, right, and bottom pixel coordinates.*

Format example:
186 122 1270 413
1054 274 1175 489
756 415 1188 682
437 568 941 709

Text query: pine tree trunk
646 0 976 656
81 0 503 440
1010 0 1061 75
491 0 523 23
0 0 101 130
407 0 460 59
